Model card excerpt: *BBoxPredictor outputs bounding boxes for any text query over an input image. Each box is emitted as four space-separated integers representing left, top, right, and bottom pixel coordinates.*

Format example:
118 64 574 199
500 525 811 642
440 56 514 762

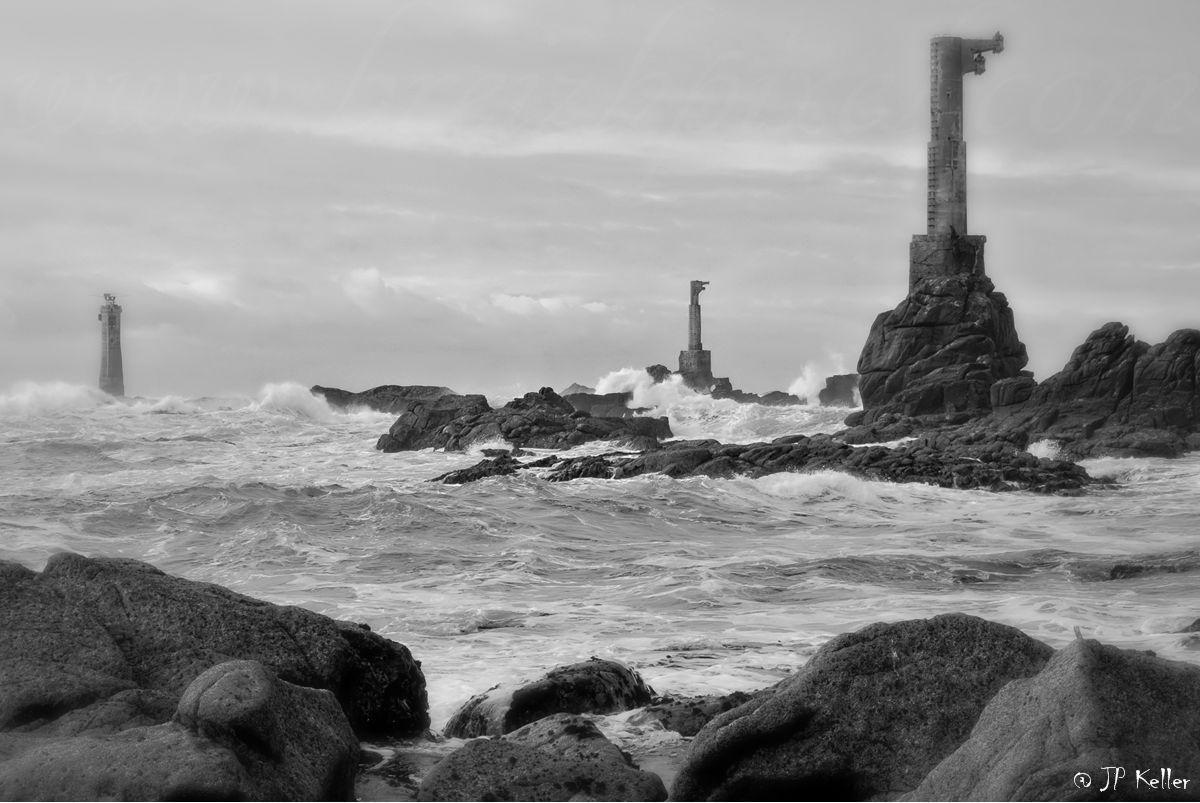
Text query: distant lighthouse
99 293 124 396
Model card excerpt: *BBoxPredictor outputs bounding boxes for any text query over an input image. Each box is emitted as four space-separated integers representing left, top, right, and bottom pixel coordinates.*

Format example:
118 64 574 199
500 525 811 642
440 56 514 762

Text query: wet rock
418 715 667 801
670 613 1053 801
375 394 493 452
909 639 1200 801
563 391 638 418
0 553 428 738
646 364 673 384
0 659 358 801
311 384 457 415
629 691 755 737
443 658 655 739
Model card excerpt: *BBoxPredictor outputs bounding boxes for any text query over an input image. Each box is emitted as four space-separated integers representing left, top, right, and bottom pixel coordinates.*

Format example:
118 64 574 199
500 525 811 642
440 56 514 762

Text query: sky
3 0 1199 399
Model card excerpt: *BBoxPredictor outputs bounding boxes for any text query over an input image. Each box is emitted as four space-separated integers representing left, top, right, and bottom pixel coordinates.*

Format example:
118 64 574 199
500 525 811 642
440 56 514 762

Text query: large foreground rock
856 272 1029 423
0 553 428 737
0 659 359 800
671 614 1053 801
443 658 655 738
377 387 671 452
419 714 666 801
910 639 1200 801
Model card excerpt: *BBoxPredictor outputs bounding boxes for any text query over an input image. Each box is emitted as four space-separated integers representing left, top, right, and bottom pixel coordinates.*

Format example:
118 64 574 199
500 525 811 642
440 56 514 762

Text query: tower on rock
99 293 124 397
910 33 1004 291
678 280 715 391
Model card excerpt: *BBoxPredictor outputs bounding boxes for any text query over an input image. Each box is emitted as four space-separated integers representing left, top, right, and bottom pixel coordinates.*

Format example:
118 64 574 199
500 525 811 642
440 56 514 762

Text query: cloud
491 293 612 317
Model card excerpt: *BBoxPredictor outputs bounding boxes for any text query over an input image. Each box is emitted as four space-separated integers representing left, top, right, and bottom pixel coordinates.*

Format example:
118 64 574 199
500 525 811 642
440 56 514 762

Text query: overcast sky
3 1 1199 398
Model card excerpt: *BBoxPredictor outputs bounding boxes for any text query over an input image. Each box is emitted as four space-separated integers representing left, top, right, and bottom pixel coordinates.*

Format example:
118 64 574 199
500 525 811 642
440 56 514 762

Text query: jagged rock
818 373 859 407
0 660 359 801
311 384 456 414
855 273 1028 423
909 639 1200 801
0 553 428 739
646 364 673 384
378 387 671 453
670 614 1053 801
760 390 805 406
629 691 755 738
418 714 667 801
560 382 596 395
564 391 637 418
443 658 655 739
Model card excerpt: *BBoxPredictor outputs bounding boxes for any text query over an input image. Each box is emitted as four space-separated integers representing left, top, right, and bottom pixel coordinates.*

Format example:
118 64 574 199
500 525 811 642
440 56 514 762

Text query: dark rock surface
818 373 860 407
0 659 360 801
439 433 1093 493
377 387 671 453
645 364 673 384
671 613 1054 801
564 390 639 418
311 384 456 414
629 691 755 738
978 323 1200 458
418 714 667 801
443 658 655 739
909 638 1200 801
856 272 1028 423
0 553 428 738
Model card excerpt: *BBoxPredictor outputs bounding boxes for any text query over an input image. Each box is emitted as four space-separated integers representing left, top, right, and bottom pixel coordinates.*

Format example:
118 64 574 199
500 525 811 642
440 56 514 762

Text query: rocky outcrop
982 323 1200 457
671 614 1054 801
310 384 456 414
0 659 359 801
563 391 639 418
646 364 673 384
443 658 655 739
418 714 667 802
856 273 1028 424
560 382 596 395
818 373 859 407
437 433 1093 493
0 553 428 739
909 638 1200 801
712 385 803 406
376 387 671 453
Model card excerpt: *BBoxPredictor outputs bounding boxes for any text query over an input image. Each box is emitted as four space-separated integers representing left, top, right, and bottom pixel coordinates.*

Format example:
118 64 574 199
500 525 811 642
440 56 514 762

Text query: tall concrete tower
99 293 124 396
678 280 714 390
909 33 1004 290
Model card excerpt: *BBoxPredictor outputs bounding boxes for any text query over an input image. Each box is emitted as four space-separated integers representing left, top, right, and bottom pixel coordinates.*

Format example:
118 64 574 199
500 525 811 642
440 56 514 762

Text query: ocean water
3 376 1200 737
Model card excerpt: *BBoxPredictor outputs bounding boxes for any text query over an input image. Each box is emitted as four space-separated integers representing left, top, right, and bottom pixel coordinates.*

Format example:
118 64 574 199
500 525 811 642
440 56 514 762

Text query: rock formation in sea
432 433 1093 493
311 384 457 414
0 553 428 800
375 387 671 453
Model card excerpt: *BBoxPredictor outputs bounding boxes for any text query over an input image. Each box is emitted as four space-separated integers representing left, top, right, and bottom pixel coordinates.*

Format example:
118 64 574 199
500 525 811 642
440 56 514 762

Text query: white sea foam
0 380 114 416
1027 438 1064 460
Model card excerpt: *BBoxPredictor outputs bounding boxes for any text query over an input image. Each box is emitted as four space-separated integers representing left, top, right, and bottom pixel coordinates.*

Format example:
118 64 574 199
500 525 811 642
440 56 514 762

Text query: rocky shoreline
5 554 1199 801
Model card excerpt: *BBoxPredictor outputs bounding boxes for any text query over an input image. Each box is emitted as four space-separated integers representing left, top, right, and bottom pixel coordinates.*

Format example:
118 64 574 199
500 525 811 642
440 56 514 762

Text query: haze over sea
3 375 1200 734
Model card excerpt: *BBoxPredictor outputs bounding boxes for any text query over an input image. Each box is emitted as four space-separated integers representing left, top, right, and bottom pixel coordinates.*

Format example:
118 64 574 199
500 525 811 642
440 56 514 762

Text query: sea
4 372 1200 744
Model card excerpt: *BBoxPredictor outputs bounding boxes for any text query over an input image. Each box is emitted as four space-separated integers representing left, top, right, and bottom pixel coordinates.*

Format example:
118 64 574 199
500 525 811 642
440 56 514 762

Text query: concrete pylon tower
909 33 1004 291
678 280 714 390
99 293 124 396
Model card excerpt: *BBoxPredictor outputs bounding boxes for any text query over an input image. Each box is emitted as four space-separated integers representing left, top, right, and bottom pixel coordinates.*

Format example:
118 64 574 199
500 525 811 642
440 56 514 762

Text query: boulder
375 394 492 452
0 659 359 801
443 658 655 739
855 273 1028 423
818 373 860 407
761 390 805 407
311 384 456 414
418 714 667 801
0 553 428 738
670 613 1053 801
909 639 1200 801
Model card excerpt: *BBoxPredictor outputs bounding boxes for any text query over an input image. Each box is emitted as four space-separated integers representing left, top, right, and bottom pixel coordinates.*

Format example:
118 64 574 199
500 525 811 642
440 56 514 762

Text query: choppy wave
0 381 116 415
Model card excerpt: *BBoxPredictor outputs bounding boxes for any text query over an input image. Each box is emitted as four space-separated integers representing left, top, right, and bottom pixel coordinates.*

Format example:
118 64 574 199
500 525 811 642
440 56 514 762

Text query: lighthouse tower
99 293 124 397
